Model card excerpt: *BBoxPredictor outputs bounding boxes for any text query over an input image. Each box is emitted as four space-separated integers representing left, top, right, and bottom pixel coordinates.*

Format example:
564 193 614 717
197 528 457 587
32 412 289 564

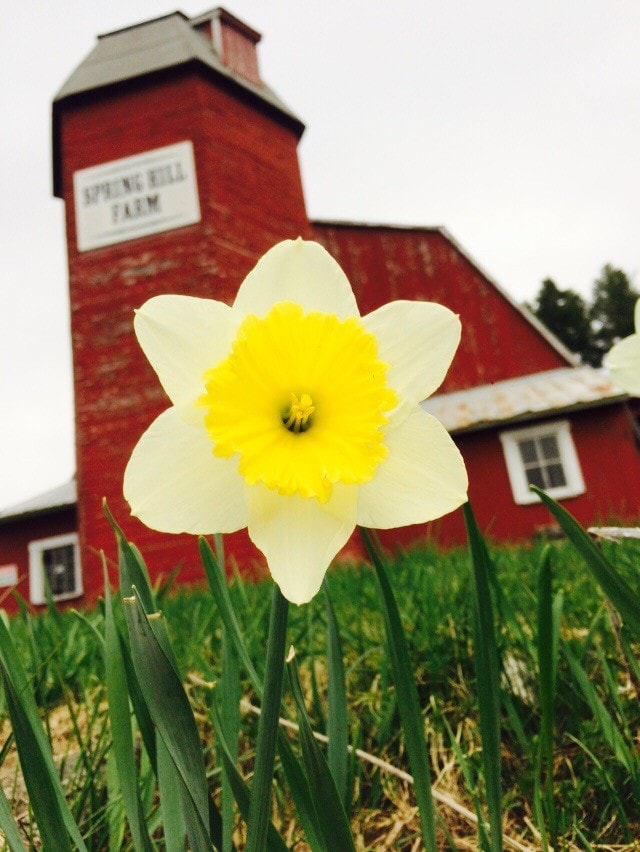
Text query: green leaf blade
287 649 355 852
122 592 213 847
463 503 503 852
0 617 87 851
0 780 26 852
323 579 350 811
245 585 289 852
103 563 154 852
533 487 640 636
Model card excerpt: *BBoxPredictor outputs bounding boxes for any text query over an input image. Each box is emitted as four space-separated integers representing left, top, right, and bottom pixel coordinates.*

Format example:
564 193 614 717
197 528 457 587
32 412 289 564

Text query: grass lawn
2 533 640 849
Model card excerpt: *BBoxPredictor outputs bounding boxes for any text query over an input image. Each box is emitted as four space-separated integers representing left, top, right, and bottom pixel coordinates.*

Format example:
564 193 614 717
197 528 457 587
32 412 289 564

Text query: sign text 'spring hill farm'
72 141 201 252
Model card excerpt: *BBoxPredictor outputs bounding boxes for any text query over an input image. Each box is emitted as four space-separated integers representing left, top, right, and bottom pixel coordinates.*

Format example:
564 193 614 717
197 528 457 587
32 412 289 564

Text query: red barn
1 8 638 611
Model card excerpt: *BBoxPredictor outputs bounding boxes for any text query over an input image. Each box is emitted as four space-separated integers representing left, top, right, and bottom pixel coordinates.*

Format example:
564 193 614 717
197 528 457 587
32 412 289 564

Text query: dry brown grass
3 688 640 850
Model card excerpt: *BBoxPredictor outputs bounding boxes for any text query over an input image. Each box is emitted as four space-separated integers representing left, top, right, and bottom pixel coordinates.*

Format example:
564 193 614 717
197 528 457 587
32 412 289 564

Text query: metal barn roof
0 480 77 524
421 367 628 433
54 10 298 117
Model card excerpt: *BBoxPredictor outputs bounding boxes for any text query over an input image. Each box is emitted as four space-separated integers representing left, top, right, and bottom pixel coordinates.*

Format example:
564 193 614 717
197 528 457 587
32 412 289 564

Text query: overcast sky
1 0 639 509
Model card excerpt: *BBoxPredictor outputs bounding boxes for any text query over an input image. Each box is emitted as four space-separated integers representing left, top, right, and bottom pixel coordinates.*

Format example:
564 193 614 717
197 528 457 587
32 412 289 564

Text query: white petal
247 483 358 605
134 295 241 423
605 333 640 396
357 408 468 529
124 407 247 534
363 301 461 403
233 239 359 319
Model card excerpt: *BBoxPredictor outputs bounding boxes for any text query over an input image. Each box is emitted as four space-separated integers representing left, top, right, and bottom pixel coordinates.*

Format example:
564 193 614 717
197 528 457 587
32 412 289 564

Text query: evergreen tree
529 267 638 366
528 278 591 360
588 265 639 366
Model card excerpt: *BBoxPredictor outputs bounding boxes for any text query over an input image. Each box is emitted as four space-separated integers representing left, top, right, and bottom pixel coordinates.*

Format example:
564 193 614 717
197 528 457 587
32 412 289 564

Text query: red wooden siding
215 10 262 86
373 403 640 555
312 223 569 392
58 67 310 602
0 508 77 612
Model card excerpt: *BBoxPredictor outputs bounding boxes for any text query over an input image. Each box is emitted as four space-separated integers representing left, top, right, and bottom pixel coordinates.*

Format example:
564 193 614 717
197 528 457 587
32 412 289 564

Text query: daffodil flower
124 239 468 604
605 299 640 396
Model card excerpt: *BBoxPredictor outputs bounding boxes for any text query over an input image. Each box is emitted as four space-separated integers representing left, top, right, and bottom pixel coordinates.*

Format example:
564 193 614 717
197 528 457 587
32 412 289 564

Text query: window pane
525 466 545 489
518 439 538 464
43 545 75 596
539 434 560 460
546 463 567 488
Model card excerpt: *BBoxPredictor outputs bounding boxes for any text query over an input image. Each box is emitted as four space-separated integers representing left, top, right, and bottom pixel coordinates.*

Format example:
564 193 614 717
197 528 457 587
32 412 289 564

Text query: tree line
527 265 639 366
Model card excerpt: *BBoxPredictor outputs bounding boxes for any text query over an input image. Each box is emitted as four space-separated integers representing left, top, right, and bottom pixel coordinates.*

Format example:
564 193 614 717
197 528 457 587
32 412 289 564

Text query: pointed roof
52 8 304 196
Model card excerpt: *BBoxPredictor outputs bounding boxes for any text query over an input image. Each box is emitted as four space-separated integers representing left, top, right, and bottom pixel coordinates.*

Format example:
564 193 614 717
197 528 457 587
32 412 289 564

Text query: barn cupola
191 7 262 86
51 7 311 598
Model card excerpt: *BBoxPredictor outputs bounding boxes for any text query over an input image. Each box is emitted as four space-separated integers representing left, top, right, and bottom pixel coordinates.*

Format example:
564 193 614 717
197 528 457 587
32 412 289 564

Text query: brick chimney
192 7 262 86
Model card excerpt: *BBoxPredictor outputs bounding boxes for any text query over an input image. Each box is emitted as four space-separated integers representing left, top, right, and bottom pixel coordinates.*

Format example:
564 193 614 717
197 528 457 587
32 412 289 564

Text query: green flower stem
246 584 289 852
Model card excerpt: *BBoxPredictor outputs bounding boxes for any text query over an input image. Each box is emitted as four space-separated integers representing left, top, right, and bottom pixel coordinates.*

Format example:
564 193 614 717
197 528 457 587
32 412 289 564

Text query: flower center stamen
198 302 398 502
283 392 315 433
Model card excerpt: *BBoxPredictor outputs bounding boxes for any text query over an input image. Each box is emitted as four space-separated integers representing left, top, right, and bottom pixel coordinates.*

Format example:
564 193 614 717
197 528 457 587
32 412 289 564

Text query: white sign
0 564 18 588
73 141 201 252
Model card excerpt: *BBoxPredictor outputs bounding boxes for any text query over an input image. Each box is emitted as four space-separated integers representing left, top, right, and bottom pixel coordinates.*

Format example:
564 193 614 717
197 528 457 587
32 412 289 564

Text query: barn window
499 419 585 506
28 533 82 605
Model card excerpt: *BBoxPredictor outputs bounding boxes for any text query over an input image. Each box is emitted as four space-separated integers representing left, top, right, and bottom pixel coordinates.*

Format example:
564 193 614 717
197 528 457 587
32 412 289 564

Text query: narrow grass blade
122 592 212 847
209 696 285 851
0 655 73 849
574 826 596 852
564 643 636 774
0 617 87 851
0 780 26 851
532 778 549 852
42 571 64 634
157 734 188 851
200 537 325 849
360 527 438 851
287 648 356 851
620 627 640 690
103 562 154 852
441 713 491 852
104 501 155 612
500 690 528 756
462 503 502 852
199 537 260 685
306 601 326 731
323 579 350 810
567 733 633 841
105 749 126 852
221 628 241 852
596 640 634 744
246 585 289 852
231 561 250 613
274 728 325 850
533 487 640 635
117 622 157 774
536 546 559 848
71 609 106 651
154 564 183 606
214 532 240 852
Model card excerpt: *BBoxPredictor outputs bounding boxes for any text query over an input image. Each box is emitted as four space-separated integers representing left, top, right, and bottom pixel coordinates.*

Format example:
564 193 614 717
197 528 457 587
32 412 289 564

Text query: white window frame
499 419 585 506
28 532 82 605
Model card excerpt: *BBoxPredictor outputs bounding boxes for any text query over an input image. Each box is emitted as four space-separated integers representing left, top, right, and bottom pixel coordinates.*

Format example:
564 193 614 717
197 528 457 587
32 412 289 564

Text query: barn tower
52 8 310 594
